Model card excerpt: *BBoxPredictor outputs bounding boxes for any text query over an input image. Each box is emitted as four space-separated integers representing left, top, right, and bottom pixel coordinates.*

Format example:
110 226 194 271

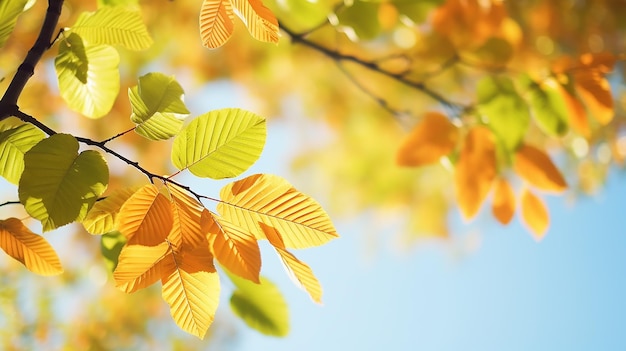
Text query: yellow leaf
520 188 549 241
514 144 567 193
491 178 515 225
274 246 322 304
0 218 63 276
396 112 458 167
118 184 173 246
199 0 235 49
556 84 589 138
161 246 220 339
217 174 338 249
204 210 261 283
232 0 279 45
82 186 140 235
574 71 614 125
113 242 170 293
168 184 206 249
454 126 497 220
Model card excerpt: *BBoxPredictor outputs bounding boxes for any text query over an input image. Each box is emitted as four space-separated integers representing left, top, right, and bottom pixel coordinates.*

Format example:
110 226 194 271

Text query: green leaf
477 76 530 152
393 0 444 24
0 0 27 49
335 1 381 40
228 272 289 337
71 6 153 50
101 230 126 272
0 123 45 184
129 72 190 140
18 134 109 232
171 108 266 179
526 78 569 136
55 33 120 119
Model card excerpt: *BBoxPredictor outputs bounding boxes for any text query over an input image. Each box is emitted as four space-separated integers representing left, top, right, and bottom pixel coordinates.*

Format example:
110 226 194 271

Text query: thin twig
0 201 21 208
100 127 135 144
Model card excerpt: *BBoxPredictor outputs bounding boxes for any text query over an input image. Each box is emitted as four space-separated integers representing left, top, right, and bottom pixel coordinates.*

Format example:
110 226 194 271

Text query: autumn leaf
396 112 458 167
0 218 63 276
454 126 497 220
204 210 261 283
113 241 170 293
574 71 614 125
514 144 567 193
117 184 173 245
556 83 590 138
200 0 235 49
167 184 206 249
232 0 279 44
217 174 338 249
83 186 139 235
274 246 323 304
161 246 220 339
520 188 549 240
491 178 515 225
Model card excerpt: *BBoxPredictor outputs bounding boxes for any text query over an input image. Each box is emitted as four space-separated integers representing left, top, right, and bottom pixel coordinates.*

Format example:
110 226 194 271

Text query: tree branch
0 0 63 120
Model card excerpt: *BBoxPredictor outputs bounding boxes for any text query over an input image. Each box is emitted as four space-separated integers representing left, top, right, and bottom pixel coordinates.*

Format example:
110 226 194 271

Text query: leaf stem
100 127 136 145
0 201 21 208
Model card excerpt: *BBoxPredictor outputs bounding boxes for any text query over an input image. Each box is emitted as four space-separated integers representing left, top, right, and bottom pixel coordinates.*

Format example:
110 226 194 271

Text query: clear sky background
186 80 626 351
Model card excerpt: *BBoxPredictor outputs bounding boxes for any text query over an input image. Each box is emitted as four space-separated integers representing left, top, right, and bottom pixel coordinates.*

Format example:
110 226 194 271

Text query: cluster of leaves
0 0 336 340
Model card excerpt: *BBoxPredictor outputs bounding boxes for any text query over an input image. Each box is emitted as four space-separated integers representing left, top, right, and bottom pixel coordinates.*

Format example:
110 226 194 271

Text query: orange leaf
520 188 549 240
514 144 567 193
113 242 170 293
396 112 458 167
168 184 206 249
118 184 173 246
204 210 261 283
0 218 63 276
579 52 616 74
161 245 219 339
574 71 614 125
199 0 235 49
454 126 497 220
492 178 515 225
232 0 279 44
556 84 590 138
274 246 322 304
218 174 338 249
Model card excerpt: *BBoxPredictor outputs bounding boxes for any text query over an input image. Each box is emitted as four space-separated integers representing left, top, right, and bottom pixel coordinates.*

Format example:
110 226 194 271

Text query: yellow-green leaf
217 174 339 249
0 0 27 49
117 184 173 245
129 72 190 140
113 241 170 293
514 144 567 193
0 123 45 184
232 0 279 44
204 210 261 283
55 33 120 119
19 134 109 232
83 186 139 235
0 218 63 276
171 108 266 179
101 230 126 272
396 112 458 167
228 272 289 336
520 188 549 241
161 246 220 339
199 0 235 49
527 78 569 136
71 6 153 50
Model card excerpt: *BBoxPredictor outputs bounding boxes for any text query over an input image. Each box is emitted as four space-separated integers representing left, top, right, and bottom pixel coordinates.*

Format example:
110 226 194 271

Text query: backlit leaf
477 76 529 151
396 112 458 167
0 0 27 48
228 273 289 336
393 0 444 24
232 0 279 44
71 6 153 50
171 108 266 179
167 184 206 249
114 242 170 293
274 246 322 303
514 144 567 193
454 127 497 220
0 218 63 276
492 178 515 225
199 0 235 49
161 246 220 339
520 188 549 240
55 33 120 119
129 72 190 140
101 230 126 272
527 78 569 136
19 134 109 232
574 71 614 125
556 83 590 138
83 186 139 235
217 174 339 249
335 0 381 40
204 210 261 283
117 184 173 245
0 123 45 184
